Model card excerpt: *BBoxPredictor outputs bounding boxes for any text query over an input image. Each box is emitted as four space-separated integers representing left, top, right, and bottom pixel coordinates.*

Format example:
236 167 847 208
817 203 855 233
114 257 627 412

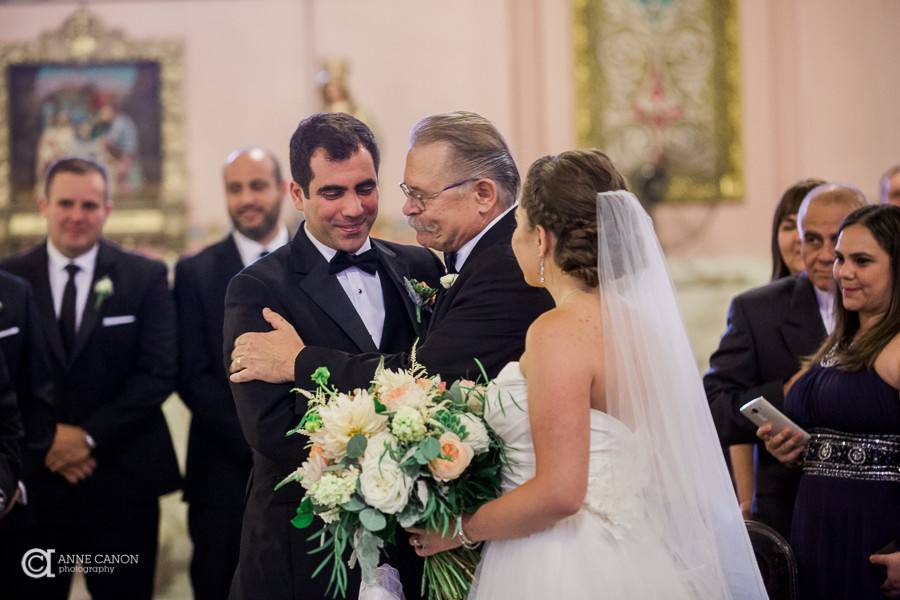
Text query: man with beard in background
173 147 289 600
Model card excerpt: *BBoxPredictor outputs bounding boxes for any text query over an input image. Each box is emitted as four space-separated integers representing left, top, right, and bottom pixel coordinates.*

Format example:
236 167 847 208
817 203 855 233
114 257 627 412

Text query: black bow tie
444 252 458 274
329 249 379 275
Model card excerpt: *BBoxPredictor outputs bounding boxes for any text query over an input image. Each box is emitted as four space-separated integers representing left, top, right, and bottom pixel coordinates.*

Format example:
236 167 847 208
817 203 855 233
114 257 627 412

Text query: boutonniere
402 277 438 323
93 276 114 310
440 274 459 289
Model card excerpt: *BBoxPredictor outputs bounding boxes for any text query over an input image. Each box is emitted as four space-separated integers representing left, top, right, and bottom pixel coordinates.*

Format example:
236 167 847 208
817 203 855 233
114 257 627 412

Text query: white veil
597 191 767 599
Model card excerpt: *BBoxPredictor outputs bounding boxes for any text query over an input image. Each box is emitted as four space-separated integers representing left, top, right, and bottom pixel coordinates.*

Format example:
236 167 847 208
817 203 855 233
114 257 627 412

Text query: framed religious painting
0 8 186 256
573 0 743 206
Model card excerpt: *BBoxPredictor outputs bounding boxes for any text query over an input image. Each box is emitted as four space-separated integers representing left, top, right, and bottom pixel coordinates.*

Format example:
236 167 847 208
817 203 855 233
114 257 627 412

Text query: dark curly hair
289 112 379 198
520 149 628 287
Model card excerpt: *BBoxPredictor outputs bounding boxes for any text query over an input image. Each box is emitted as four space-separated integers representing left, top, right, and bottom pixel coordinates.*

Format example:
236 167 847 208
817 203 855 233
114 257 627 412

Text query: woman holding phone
760 204 900 598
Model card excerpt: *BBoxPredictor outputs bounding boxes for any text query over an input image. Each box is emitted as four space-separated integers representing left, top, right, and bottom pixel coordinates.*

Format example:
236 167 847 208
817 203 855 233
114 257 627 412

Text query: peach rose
428 432 474 482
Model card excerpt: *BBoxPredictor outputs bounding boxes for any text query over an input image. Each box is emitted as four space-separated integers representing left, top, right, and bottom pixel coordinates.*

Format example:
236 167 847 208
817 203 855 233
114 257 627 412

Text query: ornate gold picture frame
574 0 743 205
0 8 186 255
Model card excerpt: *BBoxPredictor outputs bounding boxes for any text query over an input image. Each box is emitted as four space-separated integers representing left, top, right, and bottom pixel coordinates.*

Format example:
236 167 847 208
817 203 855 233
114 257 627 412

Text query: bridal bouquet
277 354 504 599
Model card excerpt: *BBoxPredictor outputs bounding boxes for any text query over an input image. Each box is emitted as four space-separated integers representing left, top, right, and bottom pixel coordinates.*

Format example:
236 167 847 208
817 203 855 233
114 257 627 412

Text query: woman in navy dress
760 204 900 599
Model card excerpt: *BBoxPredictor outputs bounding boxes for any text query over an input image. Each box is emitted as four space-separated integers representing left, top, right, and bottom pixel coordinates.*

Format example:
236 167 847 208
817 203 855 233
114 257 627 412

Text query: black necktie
329 249 379 275
443 252 458 274
59 263 80 356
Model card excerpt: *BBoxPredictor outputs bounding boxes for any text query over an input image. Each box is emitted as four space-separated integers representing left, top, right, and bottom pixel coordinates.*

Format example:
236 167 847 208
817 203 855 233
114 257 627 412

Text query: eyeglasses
399 177 478 209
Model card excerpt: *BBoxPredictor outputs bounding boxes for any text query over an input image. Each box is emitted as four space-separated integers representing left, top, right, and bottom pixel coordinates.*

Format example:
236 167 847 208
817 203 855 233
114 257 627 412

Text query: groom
223 113 443 600
230 111 553 397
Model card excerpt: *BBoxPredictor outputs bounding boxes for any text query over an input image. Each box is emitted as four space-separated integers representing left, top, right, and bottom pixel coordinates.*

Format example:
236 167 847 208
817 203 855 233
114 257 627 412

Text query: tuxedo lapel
69 241 115 366
220 235 245 276
429 210 516 329
780 275 827 359
371 240 418 332
28 246 66 367
292 229 378 353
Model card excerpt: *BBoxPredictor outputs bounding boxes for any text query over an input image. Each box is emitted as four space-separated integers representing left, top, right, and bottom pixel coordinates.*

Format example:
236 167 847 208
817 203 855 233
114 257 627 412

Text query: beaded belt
803 428 900 482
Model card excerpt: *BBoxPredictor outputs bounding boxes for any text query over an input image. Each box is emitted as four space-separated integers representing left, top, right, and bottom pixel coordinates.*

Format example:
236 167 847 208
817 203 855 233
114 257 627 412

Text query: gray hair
797 182 868 234
408 111 519 207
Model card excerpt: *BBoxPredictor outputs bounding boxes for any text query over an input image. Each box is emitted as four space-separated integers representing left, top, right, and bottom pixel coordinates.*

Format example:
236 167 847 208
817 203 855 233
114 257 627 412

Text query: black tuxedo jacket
1 240 181 505
224 228 442 600
296 210 554 389
704 274 826 536
174 235 251 508
0 270 55 500
0 349 21 503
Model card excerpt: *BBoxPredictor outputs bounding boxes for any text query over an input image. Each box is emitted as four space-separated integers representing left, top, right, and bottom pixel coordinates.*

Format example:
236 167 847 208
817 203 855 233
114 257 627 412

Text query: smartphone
739 396 810 441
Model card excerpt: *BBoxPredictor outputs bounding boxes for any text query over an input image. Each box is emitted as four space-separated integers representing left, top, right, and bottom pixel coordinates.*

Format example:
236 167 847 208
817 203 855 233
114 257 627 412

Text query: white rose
440 274 458 289
359 451 413 515
363 432 398 462
459 413 491 454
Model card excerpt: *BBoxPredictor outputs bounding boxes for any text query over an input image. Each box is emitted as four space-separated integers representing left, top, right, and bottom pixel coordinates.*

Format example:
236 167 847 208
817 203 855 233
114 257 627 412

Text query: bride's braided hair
520 149 628 287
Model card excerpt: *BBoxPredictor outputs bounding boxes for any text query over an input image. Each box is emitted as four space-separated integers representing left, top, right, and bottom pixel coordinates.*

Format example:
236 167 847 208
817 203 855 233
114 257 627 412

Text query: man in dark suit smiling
223 113 442 600
174 147 289 600
1 157 180 600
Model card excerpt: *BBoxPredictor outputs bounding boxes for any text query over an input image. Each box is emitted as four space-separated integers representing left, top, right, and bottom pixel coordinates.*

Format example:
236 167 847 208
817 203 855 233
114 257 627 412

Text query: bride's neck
545 272 594 306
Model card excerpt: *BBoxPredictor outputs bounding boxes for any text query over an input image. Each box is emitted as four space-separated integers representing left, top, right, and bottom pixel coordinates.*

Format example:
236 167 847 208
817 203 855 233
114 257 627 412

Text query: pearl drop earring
538 257 545 284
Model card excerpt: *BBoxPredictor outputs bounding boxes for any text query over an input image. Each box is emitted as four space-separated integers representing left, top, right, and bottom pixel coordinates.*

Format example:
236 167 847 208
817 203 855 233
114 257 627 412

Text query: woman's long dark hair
807 205 900 370
770 178 825 280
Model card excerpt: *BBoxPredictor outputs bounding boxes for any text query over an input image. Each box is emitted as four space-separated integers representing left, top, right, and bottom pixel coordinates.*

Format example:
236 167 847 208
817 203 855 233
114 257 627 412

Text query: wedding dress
469 361 695 599
468 191 767 600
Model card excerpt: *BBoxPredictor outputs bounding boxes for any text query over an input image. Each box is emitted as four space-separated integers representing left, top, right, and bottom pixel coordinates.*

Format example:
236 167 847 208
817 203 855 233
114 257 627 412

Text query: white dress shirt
814 285 836 335
232 226 290 268
47 240 98 332
305 224 385 348
448 203 516 273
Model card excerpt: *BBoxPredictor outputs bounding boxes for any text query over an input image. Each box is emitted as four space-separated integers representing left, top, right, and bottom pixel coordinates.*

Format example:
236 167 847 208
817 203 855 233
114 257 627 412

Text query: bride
406 150 768 599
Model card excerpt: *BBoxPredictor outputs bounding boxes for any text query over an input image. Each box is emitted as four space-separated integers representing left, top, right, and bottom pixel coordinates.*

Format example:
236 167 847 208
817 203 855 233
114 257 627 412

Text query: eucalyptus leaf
341 495 367 512
448 380 463 404
359 507 387 532
346 434 368 459
420 436 441 461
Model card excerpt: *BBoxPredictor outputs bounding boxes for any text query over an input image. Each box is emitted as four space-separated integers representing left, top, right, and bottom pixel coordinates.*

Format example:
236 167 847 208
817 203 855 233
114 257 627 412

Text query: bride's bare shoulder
524 302 602 363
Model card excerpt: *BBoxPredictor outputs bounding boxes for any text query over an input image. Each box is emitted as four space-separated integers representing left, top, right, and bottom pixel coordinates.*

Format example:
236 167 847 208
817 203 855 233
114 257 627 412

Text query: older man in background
705 183 867 539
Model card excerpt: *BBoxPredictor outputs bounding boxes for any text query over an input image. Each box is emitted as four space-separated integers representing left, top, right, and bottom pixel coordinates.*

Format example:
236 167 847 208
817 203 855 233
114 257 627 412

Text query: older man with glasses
230 110 553 390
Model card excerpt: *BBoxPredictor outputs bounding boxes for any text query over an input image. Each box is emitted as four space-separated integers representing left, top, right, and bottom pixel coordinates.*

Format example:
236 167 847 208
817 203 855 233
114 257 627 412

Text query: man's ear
472 179 499 213
289 181 306 212
37 196 49 217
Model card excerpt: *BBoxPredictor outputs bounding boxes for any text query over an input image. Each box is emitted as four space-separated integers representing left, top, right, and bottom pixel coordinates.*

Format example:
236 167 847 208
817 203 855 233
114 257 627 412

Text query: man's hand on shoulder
230 307 304 384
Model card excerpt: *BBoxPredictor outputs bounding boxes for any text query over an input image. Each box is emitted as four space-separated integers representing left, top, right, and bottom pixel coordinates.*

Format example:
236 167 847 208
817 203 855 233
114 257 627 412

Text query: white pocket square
102 315 136 327
0 326 20 339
